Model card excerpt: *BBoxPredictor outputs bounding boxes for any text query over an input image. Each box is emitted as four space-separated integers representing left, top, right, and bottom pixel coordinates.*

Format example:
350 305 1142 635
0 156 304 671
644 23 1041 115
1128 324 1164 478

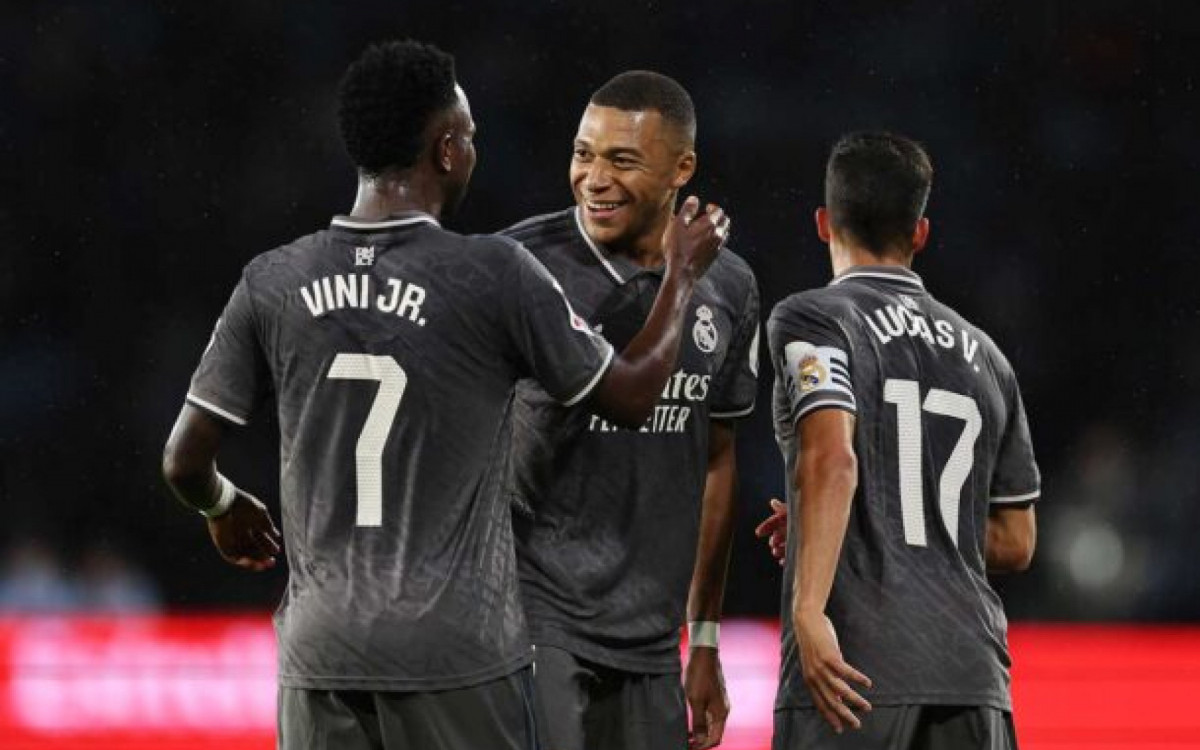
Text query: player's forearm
792 447 857 617
687 425 737 622
162 404 227 513
985 507 1036 573
591 265 696 427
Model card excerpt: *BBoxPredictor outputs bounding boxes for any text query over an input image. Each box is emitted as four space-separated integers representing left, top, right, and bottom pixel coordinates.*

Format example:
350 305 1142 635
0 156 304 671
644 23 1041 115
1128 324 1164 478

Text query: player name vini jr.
299 274 428 326
864 300 980 364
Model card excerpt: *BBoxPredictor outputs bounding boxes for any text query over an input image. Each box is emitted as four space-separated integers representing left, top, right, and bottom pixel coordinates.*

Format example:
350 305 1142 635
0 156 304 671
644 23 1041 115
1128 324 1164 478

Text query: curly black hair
337 40 457 176
825 131 933 255
590 70 696 146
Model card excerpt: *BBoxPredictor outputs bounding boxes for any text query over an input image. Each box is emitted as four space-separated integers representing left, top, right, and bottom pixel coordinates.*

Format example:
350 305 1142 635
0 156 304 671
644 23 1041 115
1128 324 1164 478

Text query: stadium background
2 1 1198 747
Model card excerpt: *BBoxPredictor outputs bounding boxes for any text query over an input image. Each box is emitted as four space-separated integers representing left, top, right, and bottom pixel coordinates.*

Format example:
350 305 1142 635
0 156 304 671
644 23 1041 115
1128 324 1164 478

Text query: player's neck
606 211 672 269
830 240 912 277
348 174 444 223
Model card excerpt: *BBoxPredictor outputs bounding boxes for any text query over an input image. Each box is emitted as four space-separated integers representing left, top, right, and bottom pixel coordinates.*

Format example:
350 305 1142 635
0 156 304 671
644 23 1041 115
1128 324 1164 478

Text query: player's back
187 213 612 691
769 266 1039 710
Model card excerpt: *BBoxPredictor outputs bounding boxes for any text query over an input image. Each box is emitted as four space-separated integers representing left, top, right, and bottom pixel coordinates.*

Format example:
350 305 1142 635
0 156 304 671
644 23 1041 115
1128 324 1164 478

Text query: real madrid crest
693 305 718 353
797 354 827 393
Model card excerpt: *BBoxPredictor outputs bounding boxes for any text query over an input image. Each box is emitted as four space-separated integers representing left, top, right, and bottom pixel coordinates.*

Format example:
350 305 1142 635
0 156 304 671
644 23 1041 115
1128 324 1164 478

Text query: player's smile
584 199 628 222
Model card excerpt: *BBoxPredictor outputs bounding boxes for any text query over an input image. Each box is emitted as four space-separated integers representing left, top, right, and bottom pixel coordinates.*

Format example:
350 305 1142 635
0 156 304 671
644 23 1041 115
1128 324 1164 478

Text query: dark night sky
1 1 1197 619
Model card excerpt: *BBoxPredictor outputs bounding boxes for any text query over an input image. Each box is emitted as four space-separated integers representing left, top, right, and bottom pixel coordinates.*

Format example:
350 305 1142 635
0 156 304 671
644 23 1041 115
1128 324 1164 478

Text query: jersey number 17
883 378 981 549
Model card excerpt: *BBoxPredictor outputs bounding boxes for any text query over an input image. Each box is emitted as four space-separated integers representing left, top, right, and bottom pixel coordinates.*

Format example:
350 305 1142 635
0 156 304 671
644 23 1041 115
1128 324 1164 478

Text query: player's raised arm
588 197 728 427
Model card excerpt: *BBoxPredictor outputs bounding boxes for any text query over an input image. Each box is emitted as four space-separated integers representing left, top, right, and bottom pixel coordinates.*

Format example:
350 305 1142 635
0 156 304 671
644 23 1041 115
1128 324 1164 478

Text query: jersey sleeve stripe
990 490 1040 504
561 343 615 407
793 397 857 422
186 393 249 426
711 402 756 419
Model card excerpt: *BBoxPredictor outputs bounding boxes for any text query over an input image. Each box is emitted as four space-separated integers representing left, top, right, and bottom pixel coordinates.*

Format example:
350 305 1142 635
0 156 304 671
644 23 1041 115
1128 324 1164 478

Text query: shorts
278 667 538 750
532 645 686 750
773 704 1017 750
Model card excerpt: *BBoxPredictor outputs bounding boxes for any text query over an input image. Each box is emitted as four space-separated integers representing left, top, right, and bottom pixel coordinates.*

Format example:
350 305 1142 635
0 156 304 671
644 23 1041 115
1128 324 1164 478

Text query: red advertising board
1 616 1197 749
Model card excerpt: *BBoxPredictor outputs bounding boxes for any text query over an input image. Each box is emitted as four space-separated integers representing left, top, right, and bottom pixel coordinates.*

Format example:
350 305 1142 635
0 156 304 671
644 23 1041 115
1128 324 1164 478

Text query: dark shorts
773 705 1017 750
531 645 686 750
278 668 539 750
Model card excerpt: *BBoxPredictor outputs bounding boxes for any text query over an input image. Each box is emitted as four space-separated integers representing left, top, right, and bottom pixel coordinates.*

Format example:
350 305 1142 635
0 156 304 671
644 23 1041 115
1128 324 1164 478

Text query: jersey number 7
327 353 408 527
883 378 981 548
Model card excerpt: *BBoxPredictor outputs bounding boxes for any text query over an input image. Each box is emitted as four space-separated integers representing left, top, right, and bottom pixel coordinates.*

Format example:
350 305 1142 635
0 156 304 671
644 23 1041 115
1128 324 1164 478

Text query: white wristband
200 473 238 518
688 620 720 649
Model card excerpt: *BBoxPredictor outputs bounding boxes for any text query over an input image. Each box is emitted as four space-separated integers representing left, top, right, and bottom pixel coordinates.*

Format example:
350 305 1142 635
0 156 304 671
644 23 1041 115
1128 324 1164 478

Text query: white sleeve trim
186 393 249 426
562 343 615 407
990 490 1040 504
795 398 857 422
711 403 755 419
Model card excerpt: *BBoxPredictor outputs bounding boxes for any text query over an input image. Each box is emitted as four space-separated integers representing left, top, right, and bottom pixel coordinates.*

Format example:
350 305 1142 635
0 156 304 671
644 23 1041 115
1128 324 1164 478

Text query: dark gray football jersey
186 213 613 691
769 265 1039 711
501 208 760 673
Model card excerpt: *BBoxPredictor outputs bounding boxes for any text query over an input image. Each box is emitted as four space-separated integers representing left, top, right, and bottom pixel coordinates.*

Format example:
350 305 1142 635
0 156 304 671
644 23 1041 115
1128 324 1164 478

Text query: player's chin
580 211 631 245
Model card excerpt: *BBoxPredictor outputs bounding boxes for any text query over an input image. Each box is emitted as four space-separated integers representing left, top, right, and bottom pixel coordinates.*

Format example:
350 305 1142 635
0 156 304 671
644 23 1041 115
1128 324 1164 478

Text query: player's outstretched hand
685 647 729 749
207 490 282 572
753 498 788 566
664 196 730 280
794 610 872 733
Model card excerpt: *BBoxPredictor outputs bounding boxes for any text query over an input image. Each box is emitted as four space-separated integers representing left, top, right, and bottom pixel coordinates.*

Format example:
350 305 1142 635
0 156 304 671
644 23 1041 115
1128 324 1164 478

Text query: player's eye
572 147 591 161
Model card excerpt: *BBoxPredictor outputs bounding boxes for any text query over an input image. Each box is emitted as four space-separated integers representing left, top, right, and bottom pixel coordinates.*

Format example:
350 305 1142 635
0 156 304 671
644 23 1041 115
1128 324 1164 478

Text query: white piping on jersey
990 490 1040 504
186 393 249 426
330 215 441 230
712 403 756 419
795 398 856 422
563 343 616 407
830 271 925 290
572 207 626 284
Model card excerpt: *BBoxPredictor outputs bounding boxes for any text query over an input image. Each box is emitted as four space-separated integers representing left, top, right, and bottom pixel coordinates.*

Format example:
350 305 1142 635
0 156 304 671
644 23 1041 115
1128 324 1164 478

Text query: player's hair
337 40 457 176
590 70 696 146
825 131 933 256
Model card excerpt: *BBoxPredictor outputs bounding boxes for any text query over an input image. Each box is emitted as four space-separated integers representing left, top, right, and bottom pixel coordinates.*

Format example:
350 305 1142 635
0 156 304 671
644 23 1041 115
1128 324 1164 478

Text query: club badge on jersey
693 305 718 353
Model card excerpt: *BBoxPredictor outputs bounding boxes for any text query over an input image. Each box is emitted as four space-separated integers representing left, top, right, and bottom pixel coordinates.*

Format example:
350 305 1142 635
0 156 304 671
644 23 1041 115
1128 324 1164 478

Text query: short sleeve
710 280 761 420
186 272 270 425
990 376 1041 506
768 297 856 426
502 241 614 406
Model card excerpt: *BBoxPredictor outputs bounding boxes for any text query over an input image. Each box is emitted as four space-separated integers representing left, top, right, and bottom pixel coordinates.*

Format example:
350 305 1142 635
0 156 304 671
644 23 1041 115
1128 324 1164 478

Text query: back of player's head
590 71 696 147
337 40 457 177
825 132 933 257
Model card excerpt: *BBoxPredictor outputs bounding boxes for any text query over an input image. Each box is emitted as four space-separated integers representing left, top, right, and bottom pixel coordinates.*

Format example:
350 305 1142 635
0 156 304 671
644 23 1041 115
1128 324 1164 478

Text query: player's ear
911 217 930 255
815 207 832 244
435 131 455 173
671 149 696 189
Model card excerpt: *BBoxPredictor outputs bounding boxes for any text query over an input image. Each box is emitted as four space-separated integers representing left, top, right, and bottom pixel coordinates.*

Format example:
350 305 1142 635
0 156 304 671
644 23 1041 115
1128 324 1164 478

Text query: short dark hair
825 132 933 256
337 40 457 176
590 70 696 146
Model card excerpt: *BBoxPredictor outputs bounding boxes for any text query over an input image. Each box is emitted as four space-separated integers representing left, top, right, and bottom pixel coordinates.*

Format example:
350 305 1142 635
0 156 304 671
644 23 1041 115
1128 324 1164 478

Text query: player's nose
583 161 614 193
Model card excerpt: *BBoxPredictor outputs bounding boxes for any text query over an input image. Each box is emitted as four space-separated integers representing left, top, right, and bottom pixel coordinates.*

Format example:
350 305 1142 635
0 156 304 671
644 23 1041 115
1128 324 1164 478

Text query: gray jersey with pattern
768 266 1039 710
501 208 760 673
186 214 613 691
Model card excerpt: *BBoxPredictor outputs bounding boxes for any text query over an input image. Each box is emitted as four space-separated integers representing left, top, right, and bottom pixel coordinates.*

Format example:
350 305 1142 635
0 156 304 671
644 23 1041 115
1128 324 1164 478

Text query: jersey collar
572 207 658 285
330 212 441 231
829 265 925 291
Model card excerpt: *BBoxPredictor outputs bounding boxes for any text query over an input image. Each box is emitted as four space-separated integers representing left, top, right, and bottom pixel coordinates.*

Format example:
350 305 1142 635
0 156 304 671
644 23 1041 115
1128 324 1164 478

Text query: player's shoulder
500 208 576 243
927 294 1019 379
499 208 578 258
707 245 758 300
769 283 857 324
241 229 329 283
